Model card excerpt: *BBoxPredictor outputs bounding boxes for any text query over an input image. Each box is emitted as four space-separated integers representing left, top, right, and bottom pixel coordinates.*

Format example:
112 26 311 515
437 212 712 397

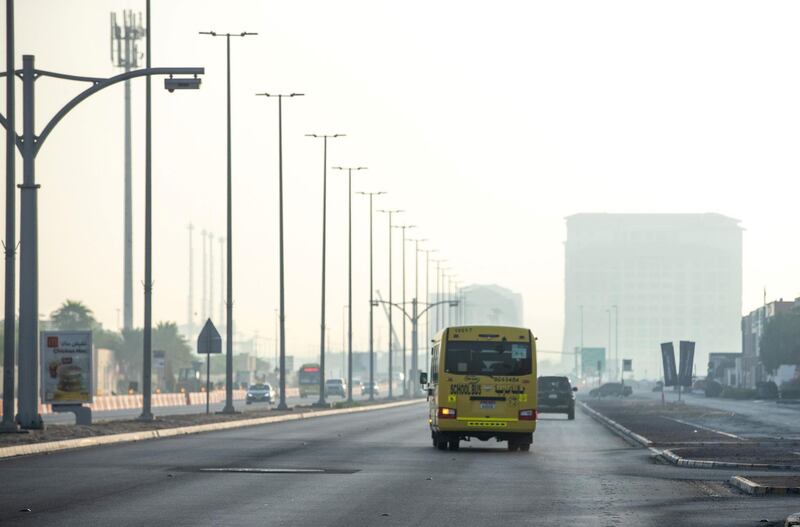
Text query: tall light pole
378 209 402 398
432 258 445 333
187 224 194 341
307 134 345 407
357 191 385 402
612 305 619 381
258 93 304 410
411 237 426 395
333 166 366 403
393 223 415 397
1 0 16 431
200 30 257 414
201 228 207 321
208 230 214 321
423 248 437 374
578 305 584 379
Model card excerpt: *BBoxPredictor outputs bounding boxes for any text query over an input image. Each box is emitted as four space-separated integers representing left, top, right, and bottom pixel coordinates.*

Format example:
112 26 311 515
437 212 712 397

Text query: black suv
538 376 577 420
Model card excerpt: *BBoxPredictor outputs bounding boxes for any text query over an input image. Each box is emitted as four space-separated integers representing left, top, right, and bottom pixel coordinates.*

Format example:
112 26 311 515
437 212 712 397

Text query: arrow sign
197 319 222 354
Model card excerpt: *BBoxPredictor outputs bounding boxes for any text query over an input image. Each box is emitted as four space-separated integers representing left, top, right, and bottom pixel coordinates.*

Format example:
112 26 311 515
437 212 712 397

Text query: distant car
691 379 707 393
589 382 632 398
652 381 663 392
245 383 273 405
537 376 577 420
361 381 379 397
756 381 778 399
325 378 347 398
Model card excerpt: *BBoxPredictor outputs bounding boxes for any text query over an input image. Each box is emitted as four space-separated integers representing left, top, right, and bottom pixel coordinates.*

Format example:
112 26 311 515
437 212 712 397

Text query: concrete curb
578 401 653 447
0 399 424 460
730 476 800 496
661 450 800 471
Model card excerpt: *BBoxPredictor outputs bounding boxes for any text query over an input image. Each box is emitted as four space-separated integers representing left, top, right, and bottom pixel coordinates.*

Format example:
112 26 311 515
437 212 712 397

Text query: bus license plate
480 401 496 410
548 394 558 399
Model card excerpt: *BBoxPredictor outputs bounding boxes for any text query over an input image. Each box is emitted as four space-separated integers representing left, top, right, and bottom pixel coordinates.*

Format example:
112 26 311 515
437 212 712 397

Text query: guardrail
1 387 302 415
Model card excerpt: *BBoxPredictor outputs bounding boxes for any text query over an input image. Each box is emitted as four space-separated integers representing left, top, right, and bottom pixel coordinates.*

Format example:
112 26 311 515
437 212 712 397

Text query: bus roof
432 325 533 343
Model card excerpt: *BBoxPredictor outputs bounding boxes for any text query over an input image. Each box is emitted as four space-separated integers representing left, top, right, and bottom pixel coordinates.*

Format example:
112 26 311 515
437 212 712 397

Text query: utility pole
307 133 346 407
187 224 194 341
423 248 436 375
333 167 367 403
378 209 403 398
258 92 304 410
111 10 144 332
612 305 619 382
358 191 385 402
200 30 257 414
411 238 426 395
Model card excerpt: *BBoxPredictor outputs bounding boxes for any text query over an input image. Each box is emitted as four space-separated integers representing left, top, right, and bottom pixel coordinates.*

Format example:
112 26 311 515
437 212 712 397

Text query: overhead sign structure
660 342 678 387
678 340 695 387
41 331 93 405
623 359 633 372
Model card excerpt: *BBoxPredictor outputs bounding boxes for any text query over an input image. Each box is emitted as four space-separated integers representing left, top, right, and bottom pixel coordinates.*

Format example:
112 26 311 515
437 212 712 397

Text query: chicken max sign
40 331 93 405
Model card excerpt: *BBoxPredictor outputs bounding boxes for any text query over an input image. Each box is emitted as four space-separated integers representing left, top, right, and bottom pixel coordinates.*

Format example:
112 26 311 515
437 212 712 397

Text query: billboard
660 342 678 387
580 347 605 377
678 340 695 387
41 331 93 405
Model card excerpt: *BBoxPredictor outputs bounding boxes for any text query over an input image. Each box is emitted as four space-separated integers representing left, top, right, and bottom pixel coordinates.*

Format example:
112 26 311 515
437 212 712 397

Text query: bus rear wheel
434 433 448 450
448 439 460 451
507 441 519 452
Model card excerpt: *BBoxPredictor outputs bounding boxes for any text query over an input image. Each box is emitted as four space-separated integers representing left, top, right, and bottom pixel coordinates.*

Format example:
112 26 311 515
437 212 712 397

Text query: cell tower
187 224 195 340
111 10 145 330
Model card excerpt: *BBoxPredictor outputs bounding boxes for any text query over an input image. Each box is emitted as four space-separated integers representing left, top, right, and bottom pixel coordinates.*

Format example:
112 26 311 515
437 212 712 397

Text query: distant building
459 284 523 327
741 298 798 388
563 213 742 379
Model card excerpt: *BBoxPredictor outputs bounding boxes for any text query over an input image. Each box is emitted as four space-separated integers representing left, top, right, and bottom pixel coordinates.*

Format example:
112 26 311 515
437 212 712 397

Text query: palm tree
50 300 98 331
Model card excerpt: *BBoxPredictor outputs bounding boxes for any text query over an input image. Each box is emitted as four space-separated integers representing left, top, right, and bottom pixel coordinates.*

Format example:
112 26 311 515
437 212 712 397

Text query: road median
0 398 424 460
580 398 800 471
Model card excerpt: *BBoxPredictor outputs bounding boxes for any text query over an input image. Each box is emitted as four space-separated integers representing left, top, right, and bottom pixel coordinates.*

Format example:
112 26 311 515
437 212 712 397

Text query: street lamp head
241 32 258 36
356 191 386 196
290 93 305 97
199 31 217 36
306 133 346 139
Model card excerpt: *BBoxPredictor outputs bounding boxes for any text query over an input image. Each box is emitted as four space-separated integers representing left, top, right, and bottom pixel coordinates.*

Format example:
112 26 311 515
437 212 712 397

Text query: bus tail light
519 409 537 421
438 407 457 419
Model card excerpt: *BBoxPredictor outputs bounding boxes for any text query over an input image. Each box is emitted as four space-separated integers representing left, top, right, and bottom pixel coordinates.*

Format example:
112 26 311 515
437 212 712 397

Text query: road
2 402 799 526
42 392 376 425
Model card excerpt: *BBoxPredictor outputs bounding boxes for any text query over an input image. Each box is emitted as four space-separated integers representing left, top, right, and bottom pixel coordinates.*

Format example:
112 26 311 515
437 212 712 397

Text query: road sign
623 359 632 372
197 319 222 354
153 350 166 370
41 331 93 405
580 347 605 377
661 342 678 386
678 341 695 387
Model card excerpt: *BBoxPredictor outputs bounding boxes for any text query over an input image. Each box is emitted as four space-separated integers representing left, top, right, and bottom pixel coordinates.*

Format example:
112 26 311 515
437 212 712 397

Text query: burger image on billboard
57 364 83 394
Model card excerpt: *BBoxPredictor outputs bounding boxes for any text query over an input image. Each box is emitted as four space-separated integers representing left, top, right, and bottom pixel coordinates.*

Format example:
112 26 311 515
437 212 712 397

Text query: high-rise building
563 213 742 379
460 284 523 327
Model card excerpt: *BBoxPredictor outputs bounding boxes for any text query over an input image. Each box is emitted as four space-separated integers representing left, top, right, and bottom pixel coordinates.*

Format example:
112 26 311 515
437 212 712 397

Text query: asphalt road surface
3 402 800 526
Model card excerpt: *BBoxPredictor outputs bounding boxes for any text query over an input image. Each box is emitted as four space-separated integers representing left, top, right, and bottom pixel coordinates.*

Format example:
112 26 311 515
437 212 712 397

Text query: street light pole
378 209 402 398
393 224 415 397
333 167 366 403
201 30 256 415
612 304 619 381
1 0 17 432
307 134 345 407
410 237 426 396
258 93 304 410
1 54 203 428
423 248 436 376
357 191 386 402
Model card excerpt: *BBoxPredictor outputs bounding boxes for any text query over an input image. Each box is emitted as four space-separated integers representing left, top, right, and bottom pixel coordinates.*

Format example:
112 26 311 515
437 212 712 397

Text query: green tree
760 312 800 372
50 300 98 331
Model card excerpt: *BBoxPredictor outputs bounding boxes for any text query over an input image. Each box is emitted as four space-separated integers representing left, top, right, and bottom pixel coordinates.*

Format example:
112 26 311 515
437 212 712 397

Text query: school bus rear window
444 341 532 376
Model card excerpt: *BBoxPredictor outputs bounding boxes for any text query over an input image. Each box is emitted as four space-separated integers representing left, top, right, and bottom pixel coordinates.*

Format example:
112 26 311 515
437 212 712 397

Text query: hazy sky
2 1 799 363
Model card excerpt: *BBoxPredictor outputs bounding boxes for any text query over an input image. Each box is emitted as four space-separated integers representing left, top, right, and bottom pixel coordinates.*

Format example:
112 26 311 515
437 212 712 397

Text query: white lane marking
200 468 326 473
661 416 742 439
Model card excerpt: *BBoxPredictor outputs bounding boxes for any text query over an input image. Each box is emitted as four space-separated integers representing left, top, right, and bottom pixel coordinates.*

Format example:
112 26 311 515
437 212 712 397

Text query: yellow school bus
423 325 537 452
